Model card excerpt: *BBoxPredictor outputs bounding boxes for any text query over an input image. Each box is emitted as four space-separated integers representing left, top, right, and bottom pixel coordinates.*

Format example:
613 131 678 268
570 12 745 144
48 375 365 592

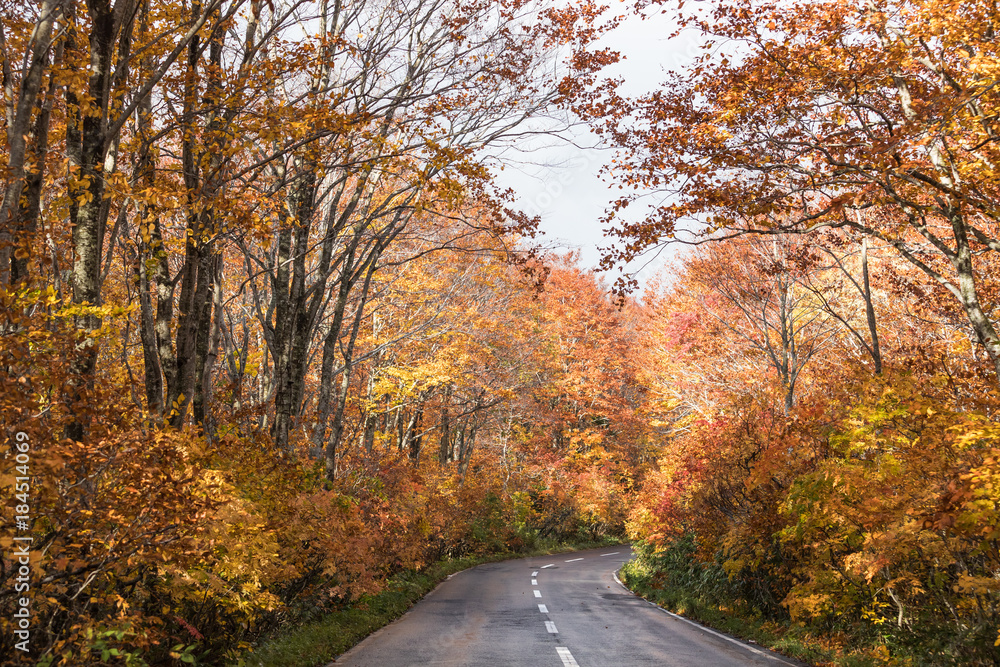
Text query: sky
491 3 704 289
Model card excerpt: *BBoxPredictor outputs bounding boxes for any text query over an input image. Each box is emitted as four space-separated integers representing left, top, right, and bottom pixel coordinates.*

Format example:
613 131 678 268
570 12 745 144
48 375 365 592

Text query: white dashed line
533 589 542 598
556 646 580 666
565 557 584 563
601 552 620 556
545 620 558 633
538 604 548 613
541 564 554 569
532 571 539 576
532 579 538 585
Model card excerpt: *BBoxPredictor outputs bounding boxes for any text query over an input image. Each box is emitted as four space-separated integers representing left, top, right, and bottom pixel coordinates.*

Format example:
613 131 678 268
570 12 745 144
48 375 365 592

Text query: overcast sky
490 3 704 288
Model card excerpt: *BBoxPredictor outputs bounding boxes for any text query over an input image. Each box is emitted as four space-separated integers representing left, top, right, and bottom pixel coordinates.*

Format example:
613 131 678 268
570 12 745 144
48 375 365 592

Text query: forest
1 0 999 665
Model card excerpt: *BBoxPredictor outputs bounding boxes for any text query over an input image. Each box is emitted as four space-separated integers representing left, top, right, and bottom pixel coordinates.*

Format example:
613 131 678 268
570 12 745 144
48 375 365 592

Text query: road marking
545 620 558 633
601 552 620 556
533 589 542 597
541 564 554 569
532 571 539 576
538 604 548 613
612 571 800 667
532 578 538 585
565 557 584 563
556 647 579 667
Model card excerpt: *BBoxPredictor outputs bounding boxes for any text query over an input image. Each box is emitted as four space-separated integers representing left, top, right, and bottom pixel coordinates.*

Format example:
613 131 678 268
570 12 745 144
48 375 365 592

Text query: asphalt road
332 546 806 667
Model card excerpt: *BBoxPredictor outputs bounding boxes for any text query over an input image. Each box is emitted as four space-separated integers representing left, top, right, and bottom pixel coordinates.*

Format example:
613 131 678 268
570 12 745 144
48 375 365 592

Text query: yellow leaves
71 185 95 207
785 590 835 622
56 301 129 320
860 605 888 626
722 555 745 579
953 574 1000 595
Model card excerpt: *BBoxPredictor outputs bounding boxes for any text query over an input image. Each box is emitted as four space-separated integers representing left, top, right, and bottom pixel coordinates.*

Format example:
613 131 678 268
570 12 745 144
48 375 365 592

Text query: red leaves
173 616 204 641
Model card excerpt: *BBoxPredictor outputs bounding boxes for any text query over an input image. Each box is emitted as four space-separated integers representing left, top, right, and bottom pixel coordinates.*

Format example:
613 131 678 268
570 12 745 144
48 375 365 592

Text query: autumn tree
596 0 1000 384
604 1 1000 647
2 0 643 662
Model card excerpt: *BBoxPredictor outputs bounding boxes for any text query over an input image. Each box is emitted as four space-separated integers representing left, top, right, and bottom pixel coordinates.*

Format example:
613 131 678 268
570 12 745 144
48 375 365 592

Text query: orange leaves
627 219 1000 657
0 0 638 661
600 0 1000 255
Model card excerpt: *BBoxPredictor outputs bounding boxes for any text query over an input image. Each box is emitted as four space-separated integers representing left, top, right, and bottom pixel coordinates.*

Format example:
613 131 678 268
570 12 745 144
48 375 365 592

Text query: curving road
332 546 806 667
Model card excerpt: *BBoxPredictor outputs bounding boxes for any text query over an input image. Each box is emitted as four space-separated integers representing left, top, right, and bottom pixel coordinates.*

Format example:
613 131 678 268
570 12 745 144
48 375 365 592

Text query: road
332 546 805 667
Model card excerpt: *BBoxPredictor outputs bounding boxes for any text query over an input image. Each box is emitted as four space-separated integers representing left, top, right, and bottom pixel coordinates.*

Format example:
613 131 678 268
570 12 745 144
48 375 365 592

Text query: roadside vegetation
1 1 640 664
4 0 1000 664
621 540 884 667
595 0 1000 664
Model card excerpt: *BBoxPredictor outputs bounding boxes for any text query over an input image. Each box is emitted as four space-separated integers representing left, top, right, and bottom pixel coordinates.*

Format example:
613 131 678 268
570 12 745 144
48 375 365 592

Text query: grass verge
618 554 907 667
232 537 621 667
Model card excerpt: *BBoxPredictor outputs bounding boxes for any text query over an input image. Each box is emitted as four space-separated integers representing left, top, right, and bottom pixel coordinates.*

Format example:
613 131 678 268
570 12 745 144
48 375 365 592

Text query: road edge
610 569 809 667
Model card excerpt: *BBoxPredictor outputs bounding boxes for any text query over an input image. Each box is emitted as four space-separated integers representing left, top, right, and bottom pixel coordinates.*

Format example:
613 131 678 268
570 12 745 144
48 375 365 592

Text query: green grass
231 537 621 667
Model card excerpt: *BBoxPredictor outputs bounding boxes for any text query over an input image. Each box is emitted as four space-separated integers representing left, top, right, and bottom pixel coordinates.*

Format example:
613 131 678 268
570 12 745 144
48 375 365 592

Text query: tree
596 0 1000 384
1 1 650 662
643 236 836 415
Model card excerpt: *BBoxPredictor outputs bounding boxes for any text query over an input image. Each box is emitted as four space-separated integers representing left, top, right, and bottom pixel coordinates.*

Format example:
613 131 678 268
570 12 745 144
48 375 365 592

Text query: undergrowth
618 538 972 667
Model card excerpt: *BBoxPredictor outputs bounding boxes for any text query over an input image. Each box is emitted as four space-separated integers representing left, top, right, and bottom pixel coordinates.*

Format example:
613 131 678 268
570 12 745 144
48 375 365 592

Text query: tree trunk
167 10 225 427
136 242 162 414
361 357 380 455
309 220 369 451
948 210 1000 380
391 407 403 453
271 179 318 448
65 0 132 440
193 251 222 428
860 238 882 375
362 412 376 455
10 30 60 286
438 384 452 464
458 420 478 479
322 260 378 478
135 55 163 414
152 210 177 418
403 402 422 464
167 234 203 425
0 0 60 286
